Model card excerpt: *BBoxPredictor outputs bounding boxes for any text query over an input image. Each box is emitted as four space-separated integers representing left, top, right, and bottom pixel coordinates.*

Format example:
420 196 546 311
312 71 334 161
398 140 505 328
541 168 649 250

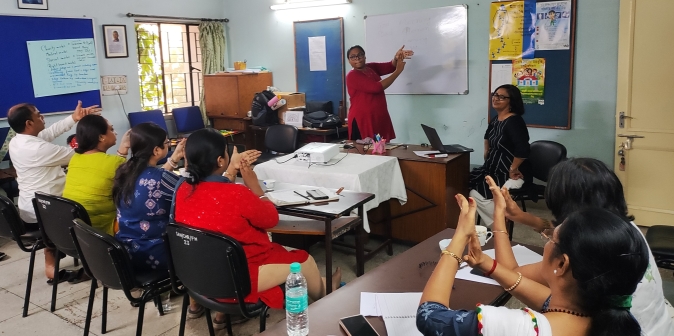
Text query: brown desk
364 145 470 243
249 125 348 151
257 229 538 336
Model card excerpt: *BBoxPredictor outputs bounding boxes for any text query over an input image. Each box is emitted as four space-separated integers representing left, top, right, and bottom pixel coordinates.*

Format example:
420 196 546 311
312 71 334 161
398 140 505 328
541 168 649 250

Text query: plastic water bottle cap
290 262 301 273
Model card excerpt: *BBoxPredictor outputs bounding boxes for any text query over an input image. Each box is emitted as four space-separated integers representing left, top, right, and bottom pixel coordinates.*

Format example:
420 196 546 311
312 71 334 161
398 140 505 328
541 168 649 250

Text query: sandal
46 269 70 285
67 268 91 284
187 305 205 319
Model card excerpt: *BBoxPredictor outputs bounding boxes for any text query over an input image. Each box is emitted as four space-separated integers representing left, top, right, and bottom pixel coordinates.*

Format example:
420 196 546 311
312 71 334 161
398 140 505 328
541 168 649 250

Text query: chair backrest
33 192 91 257
172 106 205 134
70 219 135 291
128 110 169 132
165 223 251 300
529 140 567 182
0 194 26 241
265 124 298 154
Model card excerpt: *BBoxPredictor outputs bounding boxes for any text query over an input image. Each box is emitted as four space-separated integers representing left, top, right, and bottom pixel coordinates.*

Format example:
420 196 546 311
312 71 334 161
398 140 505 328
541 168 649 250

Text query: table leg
384 201 393 256
325 218 333 295
356 205 365 276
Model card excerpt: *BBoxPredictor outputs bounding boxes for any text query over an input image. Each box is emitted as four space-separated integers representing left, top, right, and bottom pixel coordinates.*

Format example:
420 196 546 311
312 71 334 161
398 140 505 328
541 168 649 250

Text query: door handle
617 134 645 139
619 112 633 128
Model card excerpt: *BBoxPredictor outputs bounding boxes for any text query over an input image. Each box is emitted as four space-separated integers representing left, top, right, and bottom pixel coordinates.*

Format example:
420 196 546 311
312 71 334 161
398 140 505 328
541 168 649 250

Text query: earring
219 164 222 167
554 270 557 275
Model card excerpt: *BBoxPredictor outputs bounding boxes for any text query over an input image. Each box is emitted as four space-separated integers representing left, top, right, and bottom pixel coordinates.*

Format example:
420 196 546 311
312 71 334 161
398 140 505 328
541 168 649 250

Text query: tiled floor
1 201 672 335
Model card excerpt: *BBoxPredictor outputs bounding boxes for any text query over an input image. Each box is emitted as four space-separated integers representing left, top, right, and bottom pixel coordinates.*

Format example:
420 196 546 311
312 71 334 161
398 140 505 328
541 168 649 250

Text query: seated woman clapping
491 158 673 335
173 128 341 323
417 194 648 336
63 114 130 235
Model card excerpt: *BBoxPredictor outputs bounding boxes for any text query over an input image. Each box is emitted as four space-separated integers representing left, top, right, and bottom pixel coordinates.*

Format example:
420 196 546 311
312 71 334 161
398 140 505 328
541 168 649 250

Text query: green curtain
198 21 226 126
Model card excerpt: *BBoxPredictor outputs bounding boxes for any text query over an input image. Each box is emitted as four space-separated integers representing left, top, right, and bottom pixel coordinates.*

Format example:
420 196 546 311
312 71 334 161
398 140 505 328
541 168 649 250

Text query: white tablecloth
254 153 407 232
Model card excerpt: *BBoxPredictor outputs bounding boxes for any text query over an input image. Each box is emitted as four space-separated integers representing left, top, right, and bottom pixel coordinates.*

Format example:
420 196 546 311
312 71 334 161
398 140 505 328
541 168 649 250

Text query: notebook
360 292 422 336
265 188 339 206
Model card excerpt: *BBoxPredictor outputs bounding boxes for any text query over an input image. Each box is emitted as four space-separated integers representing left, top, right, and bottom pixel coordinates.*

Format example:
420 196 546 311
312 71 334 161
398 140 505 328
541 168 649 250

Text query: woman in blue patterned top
112 123 185 273
417 188 649 336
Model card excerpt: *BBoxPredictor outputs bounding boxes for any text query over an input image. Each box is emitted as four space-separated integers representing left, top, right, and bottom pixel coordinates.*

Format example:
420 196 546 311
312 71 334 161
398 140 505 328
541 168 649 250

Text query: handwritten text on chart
27 38 101 98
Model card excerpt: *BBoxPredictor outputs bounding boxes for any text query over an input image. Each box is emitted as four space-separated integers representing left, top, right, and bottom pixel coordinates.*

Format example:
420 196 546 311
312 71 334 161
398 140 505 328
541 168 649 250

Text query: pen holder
372 138 386 154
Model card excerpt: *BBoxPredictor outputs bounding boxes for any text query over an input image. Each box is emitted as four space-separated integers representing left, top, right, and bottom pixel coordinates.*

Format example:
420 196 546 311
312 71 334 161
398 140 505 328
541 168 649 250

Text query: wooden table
249 125 348 150
359 144 470 243
269 183 374 294
257 229 542 335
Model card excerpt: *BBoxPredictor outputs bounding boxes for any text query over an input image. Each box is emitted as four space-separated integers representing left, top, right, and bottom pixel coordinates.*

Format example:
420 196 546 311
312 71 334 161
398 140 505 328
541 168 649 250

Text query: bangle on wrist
492 230 508 235
484 259 498 277
116 150 128 157
441 250 463 266
505 272 523 292
167 157 178 169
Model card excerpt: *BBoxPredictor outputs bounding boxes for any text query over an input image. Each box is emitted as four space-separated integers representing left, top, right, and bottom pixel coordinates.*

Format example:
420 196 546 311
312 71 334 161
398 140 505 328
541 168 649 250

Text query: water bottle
286 262 309 336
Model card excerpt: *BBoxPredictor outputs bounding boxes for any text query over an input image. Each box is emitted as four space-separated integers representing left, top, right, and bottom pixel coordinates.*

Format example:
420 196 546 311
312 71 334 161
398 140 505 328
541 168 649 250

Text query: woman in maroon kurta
345 45 413 141
174 129 341 326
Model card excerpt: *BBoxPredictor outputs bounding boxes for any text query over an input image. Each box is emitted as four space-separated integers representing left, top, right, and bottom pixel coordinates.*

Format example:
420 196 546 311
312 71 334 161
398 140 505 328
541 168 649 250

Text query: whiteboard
365 5 468 95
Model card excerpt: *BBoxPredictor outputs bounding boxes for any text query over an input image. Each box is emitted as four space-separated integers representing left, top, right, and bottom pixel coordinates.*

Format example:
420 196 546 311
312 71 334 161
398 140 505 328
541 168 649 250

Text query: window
136 23 203 113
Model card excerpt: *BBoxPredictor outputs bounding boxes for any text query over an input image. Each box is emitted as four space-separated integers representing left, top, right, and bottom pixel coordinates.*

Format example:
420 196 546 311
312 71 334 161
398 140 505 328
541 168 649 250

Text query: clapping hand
464 232 491 270
394 45 414 60
485 176 506 213
72 100 102 122
454 194 477 239
118 129 132 154
230 148 261 170
171 139 186 161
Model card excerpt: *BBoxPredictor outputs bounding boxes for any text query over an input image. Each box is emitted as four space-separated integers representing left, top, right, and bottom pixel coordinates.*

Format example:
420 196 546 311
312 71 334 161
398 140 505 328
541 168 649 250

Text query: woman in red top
174 129 341 325
345 45 413 141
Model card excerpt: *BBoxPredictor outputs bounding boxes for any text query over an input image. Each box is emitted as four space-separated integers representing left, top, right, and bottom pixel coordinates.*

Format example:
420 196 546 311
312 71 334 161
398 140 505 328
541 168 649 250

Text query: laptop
421 124 474 154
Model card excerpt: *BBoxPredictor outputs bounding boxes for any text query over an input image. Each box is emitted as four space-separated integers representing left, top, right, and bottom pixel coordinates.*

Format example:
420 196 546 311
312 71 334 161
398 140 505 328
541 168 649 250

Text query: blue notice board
488 0 577 129
294 18 345 115
0 15 102 119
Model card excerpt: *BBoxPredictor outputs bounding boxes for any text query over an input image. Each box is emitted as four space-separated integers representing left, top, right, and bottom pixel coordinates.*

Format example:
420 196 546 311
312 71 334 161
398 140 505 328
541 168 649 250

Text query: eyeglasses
540 228 557 245
348 53 365 60
492 93 511 101
164 140 170 145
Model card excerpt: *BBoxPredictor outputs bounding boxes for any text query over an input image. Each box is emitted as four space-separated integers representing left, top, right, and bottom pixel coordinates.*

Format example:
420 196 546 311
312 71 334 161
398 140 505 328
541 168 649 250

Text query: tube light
270 0 352 10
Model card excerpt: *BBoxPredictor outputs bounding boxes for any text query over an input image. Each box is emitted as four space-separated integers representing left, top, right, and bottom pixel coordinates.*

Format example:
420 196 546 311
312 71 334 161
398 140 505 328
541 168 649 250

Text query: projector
295 143 340 163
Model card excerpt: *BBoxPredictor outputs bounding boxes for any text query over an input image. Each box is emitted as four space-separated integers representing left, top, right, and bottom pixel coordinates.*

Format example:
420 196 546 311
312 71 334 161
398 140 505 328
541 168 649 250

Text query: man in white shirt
7 101 100 281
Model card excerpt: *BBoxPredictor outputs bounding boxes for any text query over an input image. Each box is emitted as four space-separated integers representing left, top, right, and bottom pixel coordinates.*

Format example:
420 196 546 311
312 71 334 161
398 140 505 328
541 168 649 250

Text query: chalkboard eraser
463 90 469 95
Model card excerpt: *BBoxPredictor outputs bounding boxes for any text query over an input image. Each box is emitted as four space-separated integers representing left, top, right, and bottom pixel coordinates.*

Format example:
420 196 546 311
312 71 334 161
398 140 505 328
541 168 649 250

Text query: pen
294 191 310 200
336 187 344 195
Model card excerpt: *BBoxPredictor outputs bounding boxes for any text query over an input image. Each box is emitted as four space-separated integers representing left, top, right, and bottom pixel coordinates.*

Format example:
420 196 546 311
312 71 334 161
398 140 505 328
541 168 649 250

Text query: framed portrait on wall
102 25 129 58
17 0 48 10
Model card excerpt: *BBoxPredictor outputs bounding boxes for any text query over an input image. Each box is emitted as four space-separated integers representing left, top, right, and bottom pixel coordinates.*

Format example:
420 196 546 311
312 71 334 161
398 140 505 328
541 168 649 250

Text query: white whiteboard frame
364 5 469 95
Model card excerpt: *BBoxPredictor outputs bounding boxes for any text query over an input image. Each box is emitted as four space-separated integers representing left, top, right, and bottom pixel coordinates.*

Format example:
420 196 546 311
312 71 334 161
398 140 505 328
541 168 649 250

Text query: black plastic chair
645 225 674 274
256 124 298 164
165 223 270 336
70 219 172 336
507 140 567 239
32 192 90 312
0 194 44 317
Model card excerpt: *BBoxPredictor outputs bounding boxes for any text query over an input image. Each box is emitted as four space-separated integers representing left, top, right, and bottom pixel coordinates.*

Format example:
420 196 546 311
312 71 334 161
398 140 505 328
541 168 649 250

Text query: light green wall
223 0 619 166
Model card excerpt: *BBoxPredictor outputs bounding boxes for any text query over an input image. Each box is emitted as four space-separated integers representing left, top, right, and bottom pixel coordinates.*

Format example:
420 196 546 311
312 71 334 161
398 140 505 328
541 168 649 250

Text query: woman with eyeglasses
417 192 650 336
468 84 531 228
345 45 413 141
491 158 674 335
112 122 185 274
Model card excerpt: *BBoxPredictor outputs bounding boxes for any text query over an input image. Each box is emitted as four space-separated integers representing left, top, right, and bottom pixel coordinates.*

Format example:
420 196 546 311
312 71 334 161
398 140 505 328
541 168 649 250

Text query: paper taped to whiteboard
27 38 101 98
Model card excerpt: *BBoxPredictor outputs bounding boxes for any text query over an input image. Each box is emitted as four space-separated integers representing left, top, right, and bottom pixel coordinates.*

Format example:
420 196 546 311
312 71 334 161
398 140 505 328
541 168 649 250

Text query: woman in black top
469 84 530 227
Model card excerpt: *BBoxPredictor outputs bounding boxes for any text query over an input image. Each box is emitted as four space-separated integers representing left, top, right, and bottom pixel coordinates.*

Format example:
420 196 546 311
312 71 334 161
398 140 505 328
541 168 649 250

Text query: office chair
165 223 270 336
172 106 205 137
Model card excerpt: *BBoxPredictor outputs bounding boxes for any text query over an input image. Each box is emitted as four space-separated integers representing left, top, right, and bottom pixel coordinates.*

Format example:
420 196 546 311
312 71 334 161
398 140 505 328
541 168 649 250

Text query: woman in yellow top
63 115 130 235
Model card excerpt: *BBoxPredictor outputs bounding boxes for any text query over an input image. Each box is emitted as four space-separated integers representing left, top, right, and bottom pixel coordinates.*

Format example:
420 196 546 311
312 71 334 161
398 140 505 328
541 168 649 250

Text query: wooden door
615 0 674 226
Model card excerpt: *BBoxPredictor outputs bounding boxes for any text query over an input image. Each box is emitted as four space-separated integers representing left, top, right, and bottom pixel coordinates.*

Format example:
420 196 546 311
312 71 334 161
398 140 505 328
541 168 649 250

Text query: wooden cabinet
203 72 273 118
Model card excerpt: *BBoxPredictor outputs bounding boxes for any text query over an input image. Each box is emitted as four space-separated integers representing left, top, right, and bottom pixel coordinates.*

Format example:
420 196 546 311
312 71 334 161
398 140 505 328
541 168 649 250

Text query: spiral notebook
363 292 422 336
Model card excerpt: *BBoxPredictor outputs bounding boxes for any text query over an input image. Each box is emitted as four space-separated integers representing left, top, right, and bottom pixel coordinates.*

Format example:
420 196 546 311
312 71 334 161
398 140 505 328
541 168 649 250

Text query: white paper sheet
308 36 327 71
456 245 543 285
490 63 513 93
360 292 381 316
